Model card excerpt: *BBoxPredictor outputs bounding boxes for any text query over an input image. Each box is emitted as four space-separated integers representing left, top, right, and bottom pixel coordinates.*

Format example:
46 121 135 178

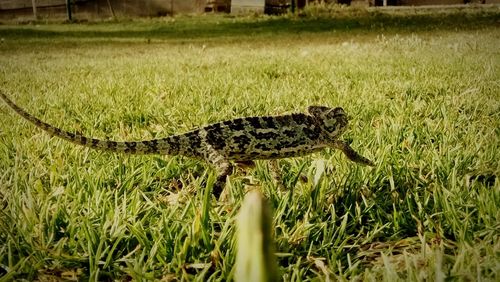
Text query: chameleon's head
308 106 348 139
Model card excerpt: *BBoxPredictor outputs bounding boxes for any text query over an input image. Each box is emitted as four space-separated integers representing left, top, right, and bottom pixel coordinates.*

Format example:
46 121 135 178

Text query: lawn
0 5 499 281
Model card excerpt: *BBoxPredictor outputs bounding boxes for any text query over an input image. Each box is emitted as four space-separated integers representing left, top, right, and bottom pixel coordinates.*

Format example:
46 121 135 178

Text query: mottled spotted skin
1 91 374 197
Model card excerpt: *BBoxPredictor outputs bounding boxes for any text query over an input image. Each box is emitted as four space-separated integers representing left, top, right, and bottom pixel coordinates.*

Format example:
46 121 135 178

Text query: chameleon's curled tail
0 91 180 155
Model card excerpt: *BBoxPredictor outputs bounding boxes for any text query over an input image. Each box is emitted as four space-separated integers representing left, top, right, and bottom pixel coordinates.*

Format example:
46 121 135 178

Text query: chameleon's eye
323 109 348 136
330 107 345 118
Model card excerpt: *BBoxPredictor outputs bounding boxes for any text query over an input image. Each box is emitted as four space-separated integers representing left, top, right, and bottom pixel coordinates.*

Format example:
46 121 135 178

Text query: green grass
0 6 499 281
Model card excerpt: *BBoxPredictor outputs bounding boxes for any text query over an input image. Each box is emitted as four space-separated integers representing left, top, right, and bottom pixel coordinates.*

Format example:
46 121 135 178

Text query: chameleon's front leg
332 140 375 166
235 160 286 191
268 160 286 191
235 160 256 170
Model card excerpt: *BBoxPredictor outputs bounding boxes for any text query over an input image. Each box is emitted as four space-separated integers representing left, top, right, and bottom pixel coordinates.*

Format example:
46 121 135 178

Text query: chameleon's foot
333 140 375 166
212 177 226 199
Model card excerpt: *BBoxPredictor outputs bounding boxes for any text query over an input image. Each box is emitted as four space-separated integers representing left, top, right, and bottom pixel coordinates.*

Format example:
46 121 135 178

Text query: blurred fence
0 0 497 20
0 0 206 20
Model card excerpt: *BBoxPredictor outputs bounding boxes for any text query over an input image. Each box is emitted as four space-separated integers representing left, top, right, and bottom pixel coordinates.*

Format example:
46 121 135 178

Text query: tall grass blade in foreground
235 190 278 282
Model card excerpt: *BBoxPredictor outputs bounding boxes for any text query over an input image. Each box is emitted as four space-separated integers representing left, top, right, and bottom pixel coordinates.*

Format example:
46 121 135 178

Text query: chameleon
0 91 374 196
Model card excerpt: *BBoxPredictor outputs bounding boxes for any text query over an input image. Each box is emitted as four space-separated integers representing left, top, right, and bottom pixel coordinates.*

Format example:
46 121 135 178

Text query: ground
0 5 499 281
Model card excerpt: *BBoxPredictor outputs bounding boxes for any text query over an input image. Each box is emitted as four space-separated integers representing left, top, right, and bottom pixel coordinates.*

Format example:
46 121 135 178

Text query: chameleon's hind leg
206 148 234 198
213 161 234 198
332 140 374 166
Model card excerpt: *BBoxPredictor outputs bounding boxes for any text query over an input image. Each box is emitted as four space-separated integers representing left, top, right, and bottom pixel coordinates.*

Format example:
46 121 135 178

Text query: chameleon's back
200 113 327 161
